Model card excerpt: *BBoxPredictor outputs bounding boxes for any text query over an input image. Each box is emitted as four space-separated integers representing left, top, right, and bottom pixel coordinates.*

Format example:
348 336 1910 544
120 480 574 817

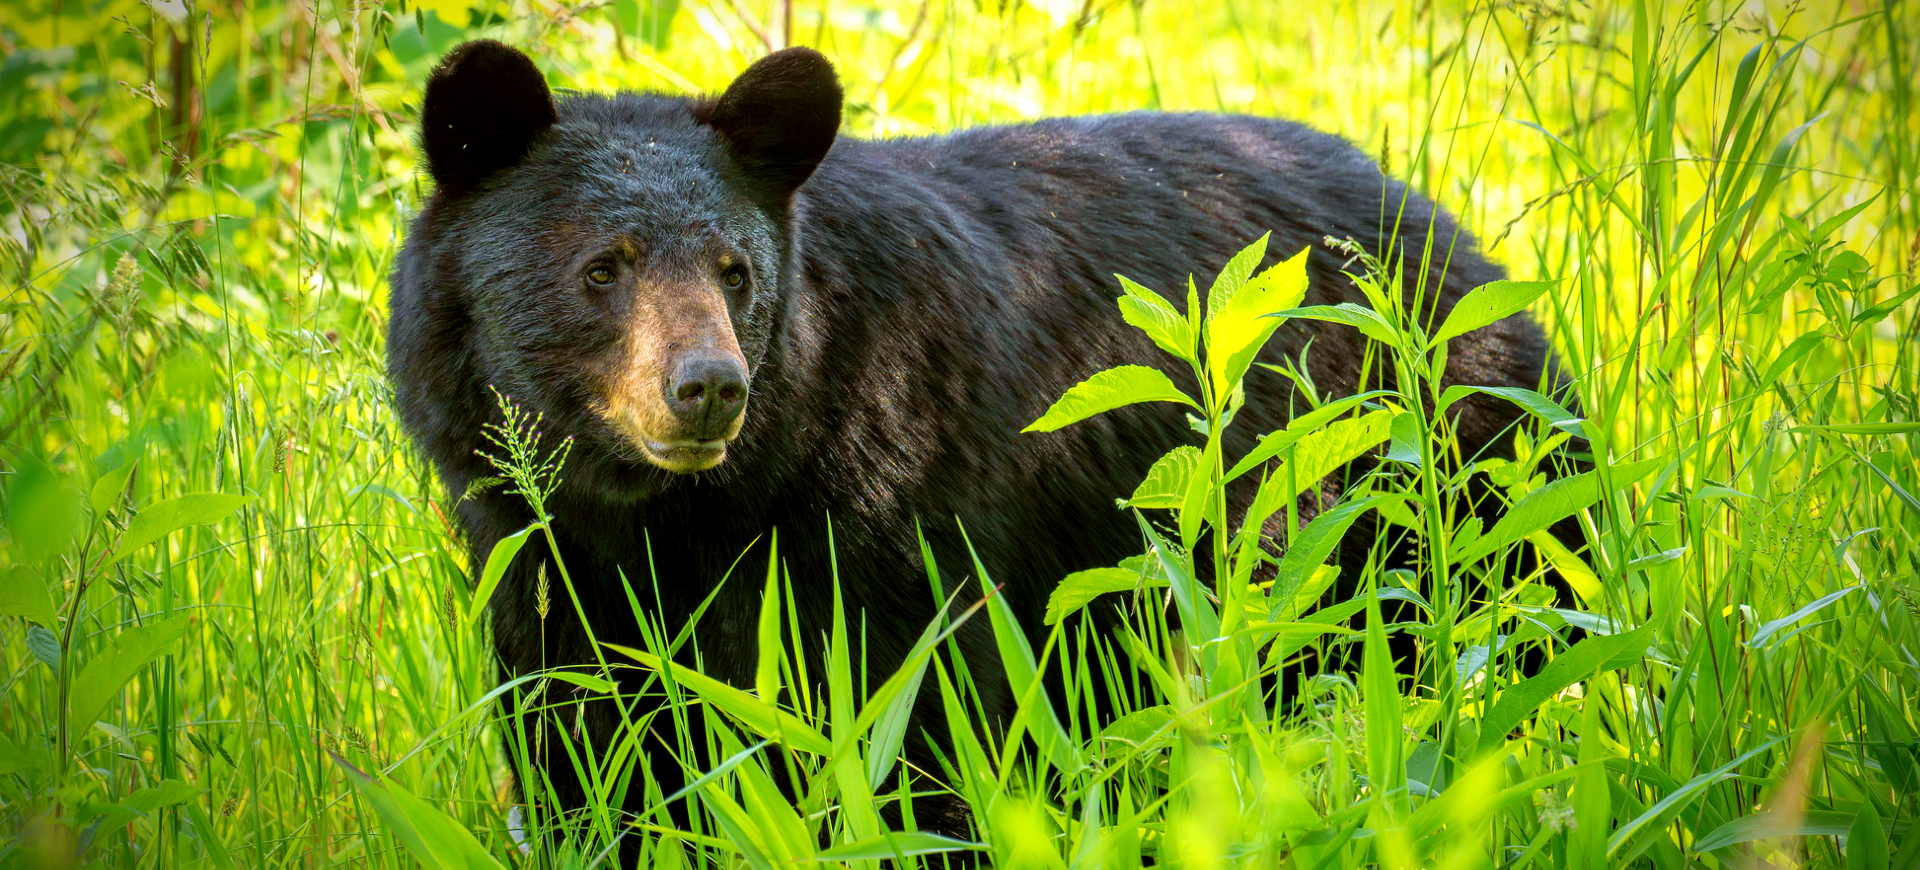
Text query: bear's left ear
422 40 557 197
702 47 843 203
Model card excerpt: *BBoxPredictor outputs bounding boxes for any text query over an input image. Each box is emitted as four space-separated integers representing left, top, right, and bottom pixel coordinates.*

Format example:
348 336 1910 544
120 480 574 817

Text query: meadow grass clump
1 1 1916 868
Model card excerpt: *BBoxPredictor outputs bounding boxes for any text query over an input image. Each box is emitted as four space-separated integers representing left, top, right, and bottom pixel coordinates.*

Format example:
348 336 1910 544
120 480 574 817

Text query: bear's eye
722 267 748 291
586 264 616 286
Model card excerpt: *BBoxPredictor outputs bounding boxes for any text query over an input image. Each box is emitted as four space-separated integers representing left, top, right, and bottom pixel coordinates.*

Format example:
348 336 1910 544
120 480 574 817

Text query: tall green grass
1 0 1915 867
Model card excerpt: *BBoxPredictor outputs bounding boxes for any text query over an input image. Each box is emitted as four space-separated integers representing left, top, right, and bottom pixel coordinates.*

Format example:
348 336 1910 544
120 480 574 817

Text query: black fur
388 42 1561 843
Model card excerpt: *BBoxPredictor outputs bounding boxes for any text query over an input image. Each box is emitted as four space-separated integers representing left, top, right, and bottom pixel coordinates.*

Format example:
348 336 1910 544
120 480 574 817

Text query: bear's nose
666 353 748 436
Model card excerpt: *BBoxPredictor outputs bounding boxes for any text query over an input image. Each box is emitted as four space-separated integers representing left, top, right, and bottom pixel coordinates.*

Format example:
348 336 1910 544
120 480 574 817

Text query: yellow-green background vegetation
1 0 1916 867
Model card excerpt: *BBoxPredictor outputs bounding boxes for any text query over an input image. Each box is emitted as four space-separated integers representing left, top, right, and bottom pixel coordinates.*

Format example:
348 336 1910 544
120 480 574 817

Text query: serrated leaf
1024 365 1198 433
1205 233 1270 320
1045 567 1148 625
1431 279 1558 346
1223 390 1397 482
1117 276 1194 361
1206 247 1310 396
1239 410 1395 539
68 616 189 742
331 751 506 870
1178 437 1216 552
468 524 535 625
104 493 255 569
1129 446 1203 509
1450 458 1664 566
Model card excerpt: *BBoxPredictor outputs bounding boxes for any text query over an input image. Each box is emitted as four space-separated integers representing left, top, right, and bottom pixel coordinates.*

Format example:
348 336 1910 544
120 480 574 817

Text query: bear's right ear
421 40 557 197
702 47 843 203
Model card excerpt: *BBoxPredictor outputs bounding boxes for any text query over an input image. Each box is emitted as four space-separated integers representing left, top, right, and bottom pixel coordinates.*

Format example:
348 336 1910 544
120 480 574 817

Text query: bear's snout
666 353 748 438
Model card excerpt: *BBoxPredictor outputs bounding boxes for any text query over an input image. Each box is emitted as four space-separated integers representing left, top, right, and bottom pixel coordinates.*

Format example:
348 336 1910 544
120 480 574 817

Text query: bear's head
411 40 840 493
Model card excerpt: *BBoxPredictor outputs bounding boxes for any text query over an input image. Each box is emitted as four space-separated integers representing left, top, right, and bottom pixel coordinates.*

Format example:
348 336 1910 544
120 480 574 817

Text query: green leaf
0 564 58 628
1118 276 1195 361
68 616 189 742
860 596 947 790
1178 436 1217 552
1135 511 1220 668
467 524 535 625
1437 385 1588 439
1847 801 1889 870
962 528 1082 772
1829 438 1920 519
1759 331 1827 388
1238 410 1396 539
87 779 207 835
1045 567 1148 625
1267 496 1398 620
1748 584 1861 650
1268 563 1341 622
1854 282 1920 327
331 751 506 870
754 531 782 703
90 464 135 515
1206 247 1311 396
1100 705 1175 746
26 623 60 673
1274 302 1401 346
1791 421 1920 435
1128 446 1203 509
1204 233 1270 320
1478 625 1651 755
1364 587 1406 816
814 831 984 861
699 783 783 870
0 731 43 776
1450 458 1664 566
1431 279 1558 346
1024 365 1198 433
6 454 79 563
655 738 770 808
1607 737 1787 859
1223 390 1397 482
539 671 617 694
1691 811 1855 854
602 642 831 756
105 493 255 569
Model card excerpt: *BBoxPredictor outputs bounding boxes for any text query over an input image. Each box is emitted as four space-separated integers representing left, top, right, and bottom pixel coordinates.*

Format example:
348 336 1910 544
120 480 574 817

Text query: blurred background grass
1 0 1916 867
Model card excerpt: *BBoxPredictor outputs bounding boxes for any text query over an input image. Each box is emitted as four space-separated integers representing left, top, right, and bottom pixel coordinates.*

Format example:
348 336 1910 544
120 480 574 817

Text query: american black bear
388 41 1563 843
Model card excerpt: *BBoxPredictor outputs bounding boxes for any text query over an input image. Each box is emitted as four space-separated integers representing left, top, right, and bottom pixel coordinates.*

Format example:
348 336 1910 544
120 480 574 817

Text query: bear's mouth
639 437 730 473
